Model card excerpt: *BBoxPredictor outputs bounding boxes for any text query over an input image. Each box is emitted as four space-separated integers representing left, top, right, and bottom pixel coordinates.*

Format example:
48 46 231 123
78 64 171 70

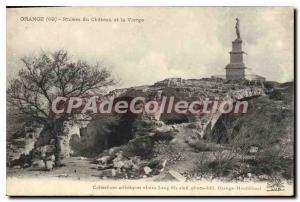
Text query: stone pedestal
225 38 246 80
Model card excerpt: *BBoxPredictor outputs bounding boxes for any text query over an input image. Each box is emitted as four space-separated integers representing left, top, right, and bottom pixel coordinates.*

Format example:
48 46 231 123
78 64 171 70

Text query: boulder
249 146 259 154
9 153 31 168
131 156 141 170
143 166 152 175
258 174 269 181
154 125 176 140
112 152 125 169
32 160 45 169
32 145 56 160
147 159 167 173
113 160 125 169
23 163 30 168
45 160 55 170
123 160 134 169
41 145 56 156
127 136 154 157
148 159 161 168
169 138 179 145
77 156 87 160
96 155 111 165
161 170 186 182
46 154 55 161
100 169 117 177
108 147 123 156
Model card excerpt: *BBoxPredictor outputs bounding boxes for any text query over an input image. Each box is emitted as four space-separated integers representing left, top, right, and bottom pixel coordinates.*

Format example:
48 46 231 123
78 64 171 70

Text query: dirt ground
7 157 101 180
6 150 210 181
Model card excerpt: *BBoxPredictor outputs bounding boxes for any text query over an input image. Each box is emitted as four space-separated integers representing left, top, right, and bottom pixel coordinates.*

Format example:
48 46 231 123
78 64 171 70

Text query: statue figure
235 17 241 39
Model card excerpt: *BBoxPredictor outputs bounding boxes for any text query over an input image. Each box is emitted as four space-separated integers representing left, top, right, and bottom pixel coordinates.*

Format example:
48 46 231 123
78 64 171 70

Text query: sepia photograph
5 6 295 196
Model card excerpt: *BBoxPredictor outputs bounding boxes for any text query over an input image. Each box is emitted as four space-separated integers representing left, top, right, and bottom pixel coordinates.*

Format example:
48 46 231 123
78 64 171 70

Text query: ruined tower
225 18 247 80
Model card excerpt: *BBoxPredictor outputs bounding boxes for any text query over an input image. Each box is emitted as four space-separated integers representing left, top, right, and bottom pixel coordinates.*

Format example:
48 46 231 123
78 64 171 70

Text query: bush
269 89 285 100
195 150 239 178
246 152 293 179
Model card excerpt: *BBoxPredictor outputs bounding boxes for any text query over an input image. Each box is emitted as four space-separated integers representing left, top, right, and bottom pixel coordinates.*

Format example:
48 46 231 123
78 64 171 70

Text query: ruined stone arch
209 119 230 144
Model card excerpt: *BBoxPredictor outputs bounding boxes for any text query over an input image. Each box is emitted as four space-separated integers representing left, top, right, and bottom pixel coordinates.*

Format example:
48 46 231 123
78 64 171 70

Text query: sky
7 7 294 88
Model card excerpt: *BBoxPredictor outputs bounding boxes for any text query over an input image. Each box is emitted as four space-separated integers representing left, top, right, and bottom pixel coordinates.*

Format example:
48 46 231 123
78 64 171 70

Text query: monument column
225 18 247 80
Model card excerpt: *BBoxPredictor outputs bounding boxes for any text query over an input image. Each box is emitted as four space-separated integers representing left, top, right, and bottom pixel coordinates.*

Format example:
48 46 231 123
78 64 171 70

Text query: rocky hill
7 78 294 181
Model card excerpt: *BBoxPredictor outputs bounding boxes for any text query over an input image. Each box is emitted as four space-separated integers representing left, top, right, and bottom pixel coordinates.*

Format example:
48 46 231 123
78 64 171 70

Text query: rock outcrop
7 77 266 170
66 78 265 157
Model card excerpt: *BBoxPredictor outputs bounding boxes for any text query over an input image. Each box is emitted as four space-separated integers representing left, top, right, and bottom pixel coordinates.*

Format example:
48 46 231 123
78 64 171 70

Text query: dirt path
7 157 101 180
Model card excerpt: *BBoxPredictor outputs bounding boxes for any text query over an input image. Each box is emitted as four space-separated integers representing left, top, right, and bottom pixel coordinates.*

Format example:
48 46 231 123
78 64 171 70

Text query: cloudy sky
7 7 294 88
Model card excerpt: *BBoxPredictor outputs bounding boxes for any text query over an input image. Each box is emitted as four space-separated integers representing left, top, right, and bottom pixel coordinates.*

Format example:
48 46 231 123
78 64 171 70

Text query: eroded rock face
7 125 43 167
70 114 138 157
59 121 82 158
28 120 82 167
31 145 56 170
8 78 266 169
67 78 265 158
209 95 294 158
8 120 84 168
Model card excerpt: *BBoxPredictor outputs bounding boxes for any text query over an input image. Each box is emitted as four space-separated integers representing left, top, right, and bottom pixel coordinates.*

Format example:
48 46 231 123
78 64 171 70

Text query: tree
7 50 115 165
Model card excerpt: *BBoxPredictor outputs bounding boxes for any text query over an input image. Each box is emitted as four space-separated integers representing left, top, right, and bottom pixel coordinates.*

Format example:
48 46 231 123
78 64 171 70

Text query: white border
2 0 300 7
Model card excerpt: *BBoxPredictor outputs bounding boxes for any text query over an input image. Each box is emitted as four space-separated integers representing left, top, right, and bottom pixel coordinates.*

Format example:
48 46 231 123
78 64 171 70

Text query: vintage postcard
6 7 294 196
